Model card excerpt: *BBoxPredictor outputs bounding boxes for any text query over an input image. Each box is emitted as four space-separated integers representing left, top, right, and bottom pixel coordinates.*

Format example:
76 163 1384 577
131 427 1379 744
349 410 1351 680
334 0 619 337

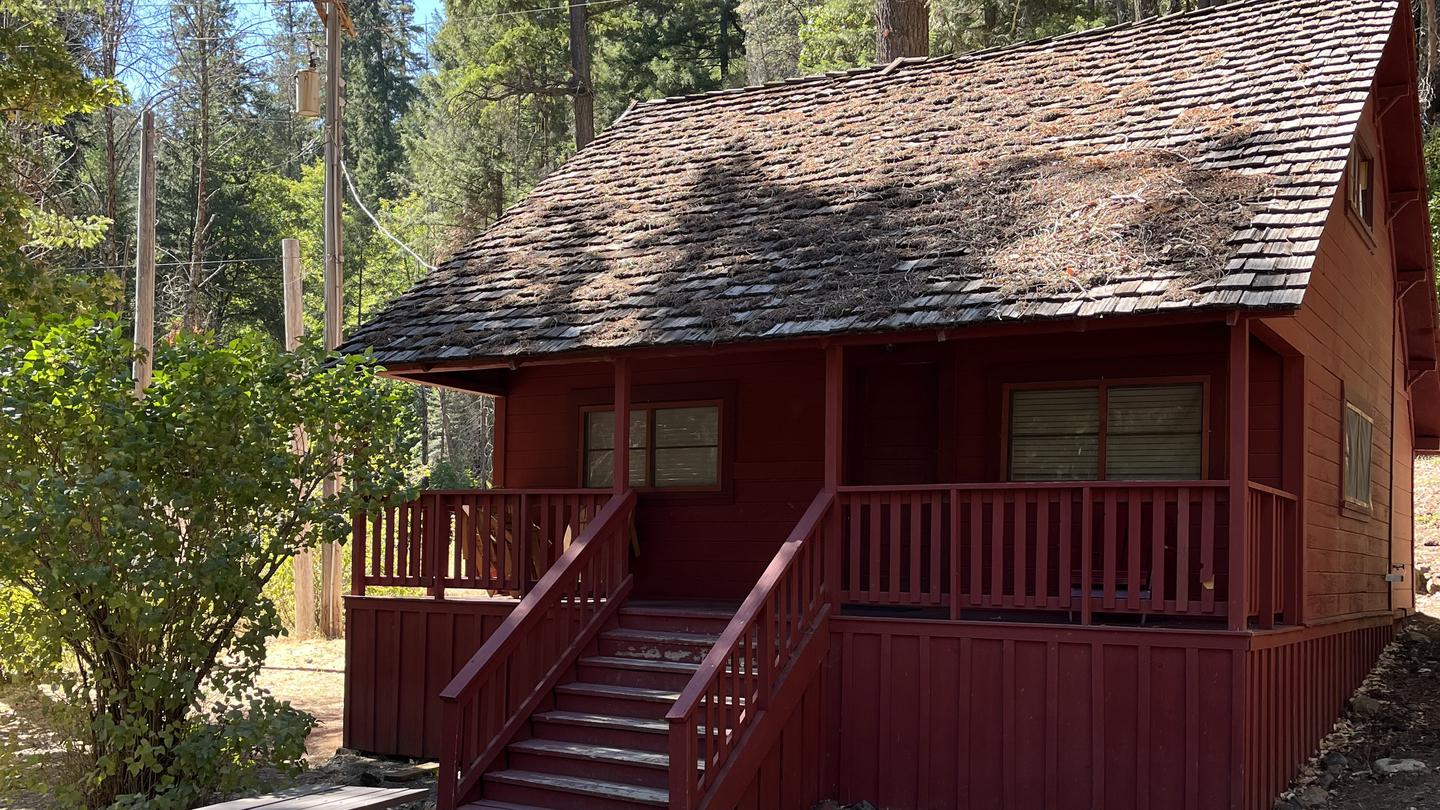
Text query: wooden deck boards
197 785 428 810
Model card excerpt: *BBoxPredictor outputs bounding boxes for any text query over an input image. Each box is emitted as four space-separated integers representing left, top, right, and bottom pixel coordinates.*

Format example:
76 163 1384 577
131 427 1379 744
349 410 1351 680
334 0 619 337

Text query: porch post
613 357 631 494
824 346 843 607
1227 320 1250 632
824 346 843 490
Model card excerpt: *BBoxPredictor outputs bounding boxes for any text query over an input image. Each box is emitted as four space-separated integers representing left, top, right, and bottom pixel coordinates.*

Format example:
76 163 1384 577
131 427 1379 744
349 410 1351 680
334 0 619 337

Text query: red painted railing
351 489 607 597
836 482 1240 621
666 490 835 810
435 489 636 810
1247 481 1299 629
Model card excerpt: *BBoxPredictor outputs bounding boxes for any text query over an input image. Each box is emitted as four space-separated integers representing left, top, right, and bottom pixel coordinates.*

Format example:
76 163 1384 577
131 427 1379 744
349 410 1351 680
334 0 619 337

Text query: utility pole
568 0 593 148
133 109 156 394
282 237 317 640
317 0 353 637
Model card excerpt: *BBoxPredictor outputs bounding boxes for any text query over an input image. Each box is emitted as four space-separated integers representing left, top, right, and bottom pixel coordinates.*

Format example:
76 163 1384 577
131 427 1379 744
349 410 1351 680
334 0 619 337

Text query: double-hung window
1008 381 1205 481
584 403 721 489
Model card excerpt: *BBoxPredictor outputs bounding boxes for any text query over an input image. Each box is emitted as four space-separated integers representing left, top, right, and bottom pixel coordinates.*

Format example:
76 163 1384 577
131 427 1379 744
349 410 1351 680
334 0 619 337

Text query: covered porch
351 314 1306 632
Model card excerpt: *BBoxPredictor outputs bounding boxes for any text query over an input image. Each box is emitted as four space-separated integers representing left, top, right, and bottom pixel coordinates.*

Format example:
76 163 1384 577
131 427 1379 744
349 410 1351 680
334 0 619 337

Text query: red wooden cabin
338 1 1439 808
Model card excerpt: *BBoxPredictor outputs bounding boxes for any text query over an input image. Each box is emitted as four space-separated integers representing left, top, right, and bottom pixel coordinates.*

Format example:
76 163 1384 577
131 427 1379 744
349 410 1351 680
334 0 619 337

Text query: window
1342 401 1374 510
584 403 721 489
1347 143 1375 230
1008 382 1205 481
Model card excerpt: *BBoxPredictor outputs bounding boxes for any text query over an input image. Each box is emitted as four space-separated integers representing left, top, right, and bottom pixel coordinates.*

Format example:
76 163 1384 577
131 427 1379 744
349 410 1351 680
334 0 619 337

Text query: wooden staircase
461 603 734 810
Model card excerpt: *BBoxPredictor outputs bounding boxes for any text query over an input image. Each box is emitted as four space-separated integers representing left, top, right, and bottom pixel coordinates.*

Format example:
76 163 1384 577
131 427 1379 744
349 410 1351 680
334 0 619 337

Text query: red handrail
435 489 636 810
665 490 835 810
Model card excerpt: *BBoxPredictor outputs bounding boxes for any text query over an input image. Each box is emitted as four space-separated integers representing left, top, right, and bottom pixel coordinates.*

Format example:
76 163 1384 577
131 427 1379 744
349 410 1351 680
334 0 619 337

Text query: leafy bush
0 315 416 808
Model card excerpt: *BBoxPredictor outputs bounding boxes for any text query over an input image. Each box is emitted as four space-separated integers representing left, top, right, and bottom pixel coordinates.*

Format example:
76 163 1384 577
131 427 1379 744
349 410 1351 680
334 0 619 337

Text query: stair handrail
436 488 637 810
665 489 835 810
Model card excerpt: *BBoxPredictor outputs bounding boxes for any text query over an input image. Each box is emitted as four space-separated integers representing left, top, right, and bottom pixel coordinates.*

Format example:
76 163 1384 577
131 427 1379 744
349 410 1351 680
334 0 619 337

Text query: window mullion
1097 383 1109 482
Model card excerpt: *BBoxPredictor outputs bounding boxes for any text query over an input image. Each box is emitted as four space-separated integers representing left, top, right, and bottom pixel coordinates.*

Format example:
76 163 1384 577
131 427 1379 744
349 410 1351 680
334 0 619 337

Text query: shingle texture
343 0 1397 365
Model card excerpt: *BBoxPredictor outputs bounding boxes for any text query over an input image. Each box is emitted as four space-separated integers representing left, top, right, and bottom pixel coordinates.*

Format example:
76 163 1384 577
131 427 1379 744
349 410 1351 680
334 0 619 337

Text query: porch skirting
811 614 1393 810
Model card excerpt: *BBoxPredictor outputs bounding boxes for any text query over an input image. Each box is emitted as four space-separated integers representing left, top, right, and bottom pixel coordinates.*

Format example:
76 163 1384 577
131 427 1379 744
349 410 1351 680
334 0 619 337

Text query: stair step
554 682 677 719
483 769 668 810
534 710 668 735
464 802 550 810
618 604 735 635
577 655 700 690
510 738 669 768
599 627 719 663
507 738 669 789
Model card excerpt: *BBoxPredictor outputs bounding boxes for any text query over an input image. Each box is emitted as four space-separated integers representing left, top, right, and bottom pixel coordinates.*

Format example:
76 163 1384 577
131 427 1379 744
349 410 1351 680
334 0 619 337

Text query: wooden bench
197 785 429 810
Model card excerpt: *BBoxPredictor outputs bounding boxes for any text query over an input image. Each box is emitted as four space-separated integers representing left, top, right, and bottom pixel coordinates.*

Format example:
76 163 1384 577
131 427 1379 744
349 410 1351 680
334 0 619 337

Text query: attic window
1347 143 1375 230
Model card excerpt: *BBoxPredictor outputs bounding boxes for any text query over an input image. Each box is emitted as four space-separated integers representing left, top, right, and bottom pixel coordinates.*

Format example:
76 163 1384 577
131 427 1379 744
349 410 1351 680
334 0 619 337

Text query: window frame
579 399 725 493
1341 396 1375 515
1001 376 1211 482
1346 140 1376 236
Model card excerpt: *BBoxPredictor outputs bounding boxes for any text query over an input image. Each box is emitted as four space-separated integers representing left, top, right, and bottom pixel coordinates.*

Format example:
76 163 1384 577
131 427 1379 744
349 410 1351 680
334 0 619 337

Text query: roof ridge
623 0 1326 114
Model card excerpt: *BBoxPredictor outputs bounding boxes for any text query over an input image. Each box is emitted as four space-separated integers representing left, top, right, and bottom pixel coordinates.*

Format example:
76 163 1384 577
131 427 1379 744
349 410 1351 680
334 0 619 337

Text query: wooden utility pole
133 109 156 394
283 237 317 640
568 0 594 148
318 0 353 637
876 0 929 63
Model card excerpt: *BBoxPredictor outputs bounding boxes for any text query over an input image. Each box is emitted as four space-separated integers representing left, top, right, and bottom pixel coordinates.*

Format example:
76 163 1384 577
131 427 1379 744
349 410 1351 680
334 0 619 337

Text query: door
847 359 940 485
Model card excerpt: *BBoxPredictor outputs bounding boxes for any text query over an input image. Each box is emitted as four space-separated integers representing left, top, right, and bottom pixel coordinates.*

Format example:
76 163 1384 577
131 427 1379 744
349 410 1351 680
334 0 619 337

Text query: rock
845 803 878 810
1373 758 1428 776
812 802 843 810
1295 786 1328 808
1322 752 1349 772
359 770 385 787
1350 695 1384 719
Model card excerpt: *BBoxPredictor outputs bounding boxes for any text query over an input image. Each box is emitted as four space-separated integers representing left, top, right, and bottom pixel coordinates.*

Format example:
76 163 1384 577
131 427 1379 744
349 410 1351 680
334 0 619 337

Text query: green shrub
0 315 416 808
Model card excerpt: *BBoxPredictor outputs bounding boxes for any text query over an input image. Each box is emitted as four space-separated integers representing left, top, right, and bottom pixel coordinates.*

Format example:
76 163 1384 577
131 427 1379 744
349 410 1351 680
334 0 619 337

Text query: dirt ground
258 637 347 763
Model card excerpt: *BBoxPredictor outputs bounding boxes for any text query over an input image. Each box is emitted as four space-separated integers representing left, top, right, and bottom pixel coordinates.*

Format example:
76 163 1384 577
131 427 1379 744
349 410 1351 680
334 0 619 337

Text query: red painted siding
719 662 833 810
499 350 825 599
1261 97 1401 623
344 597 514 758
1244 617 1395 810
829 617 1246 810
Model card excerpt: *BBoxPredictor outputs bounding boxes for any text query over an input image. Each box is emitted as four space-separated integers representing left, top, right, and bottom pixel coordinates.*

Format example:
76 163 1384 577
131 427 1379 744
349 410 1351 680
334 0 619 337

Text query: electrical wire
340 159 437 272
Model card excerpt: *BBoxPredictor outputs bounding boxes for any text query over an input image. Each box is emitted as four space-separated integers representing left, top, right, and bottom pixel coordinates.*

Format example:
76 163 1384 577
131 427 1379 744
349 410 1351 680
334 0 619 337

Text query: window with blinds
584 404 721 489
1342 402 1374 509
1008 382 1204 481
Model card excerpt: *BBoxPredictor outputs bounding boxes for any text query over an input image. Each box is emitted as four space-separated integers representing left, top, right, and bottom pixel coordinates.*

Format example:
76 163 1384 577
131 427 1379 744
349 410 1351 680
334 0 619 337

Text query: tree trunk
184 4 212 332
876 0 928 63
1133 0 1158 19
1425 0 1439 125
568 0 594 148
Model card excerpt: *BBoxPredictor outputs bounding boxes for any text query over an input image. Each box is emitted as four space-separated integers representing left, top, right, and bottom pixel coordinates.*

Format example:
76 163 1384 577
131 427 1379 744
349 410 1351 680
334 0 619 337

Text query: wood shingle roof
343 0 1398 365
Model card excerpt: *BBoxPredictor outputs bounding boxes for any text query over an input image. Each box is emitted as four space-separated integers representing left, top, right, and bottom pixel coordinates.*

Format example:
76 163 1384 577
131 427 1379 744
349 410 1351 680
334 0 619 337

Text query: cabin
337 1 1440 808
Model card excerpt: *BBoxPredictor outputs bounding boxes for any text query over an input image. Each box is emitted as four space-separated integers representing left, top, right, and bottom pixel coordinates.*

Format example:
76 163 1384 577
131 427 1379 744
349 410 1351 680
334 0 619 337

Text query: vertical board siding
343 597 515 759
830 618 1244 810
1243 617 1395 810
717 663 832 810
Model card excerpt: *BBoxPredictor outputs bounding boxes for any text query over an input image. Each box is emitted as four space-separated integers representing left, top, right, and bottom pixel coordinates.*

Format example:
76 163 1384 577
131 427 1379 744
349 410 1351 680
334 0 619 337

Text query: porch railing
436 490 636 810
351 489 609 598
666 490 835 810
835 481 1291 623
1247 481 1298 629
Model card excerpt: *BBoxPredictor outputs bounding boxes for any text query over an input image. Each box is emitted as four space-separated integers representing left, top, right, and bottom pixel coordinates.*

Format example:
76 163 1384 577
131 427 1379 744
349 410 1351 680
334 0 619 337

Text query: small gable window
1342 401 1374 511
1008 381 1205 481
1347 143 1375 230
584 403 721 489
